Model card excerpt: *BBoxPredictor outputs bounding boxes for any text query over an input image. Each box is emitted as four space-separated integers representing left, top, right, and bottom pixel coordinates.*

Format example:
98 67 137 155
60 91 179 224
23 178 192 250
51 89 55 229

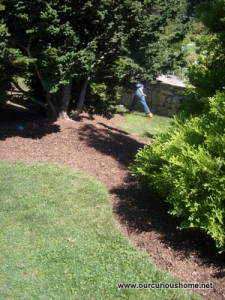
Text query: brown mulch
0 109 225 300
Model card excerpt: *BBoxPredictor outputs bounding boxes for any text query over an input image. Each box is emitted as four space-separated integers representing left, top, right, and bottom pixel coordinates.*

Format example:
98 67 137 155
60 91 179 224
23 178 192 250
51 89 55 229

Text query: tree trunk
71 73 90 119
58 79 72 119
46 92 56 118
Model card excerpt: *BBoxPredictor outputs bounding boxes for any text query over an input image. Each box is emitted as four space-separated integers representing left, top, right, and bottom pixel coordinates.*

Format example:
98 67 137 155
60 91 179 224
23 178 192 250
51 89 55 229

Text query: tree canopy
181 0 225 116
0 0 188 118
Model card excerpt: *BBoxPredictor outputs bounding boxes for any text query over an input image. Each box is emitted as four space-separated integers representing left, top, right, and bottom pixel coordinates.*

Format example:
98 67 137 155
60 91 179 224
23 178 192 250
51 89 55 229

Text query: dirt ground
0 110 224 300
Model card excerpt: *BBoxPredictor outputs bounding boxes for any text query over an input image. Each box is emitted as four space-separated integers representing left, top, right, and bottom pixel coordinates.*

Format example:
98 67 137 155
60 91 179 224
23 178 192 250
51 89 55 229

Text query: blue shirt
135 86 144 98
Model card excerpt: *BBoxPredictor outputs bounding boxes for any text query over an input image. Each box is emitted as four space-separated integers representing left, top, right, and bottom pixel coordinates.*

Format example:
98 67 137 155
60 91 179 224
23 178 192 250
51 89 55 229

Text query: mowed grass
118 108 172 138
0 161 200 300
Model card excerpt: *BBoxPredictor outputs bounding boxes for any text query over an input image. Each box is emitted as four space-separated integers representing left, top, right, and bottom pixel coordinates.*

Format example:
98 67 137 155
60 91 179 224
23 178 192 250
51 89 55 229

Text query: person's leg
139 96 150 113
139 96 153 117
130 95 139 112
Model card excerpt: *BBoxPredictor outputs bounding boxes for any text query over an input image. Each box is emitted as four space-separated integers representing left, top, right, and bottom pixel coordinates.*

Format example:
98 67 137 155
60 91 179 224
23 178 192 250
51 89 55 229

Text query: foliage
0 161 198 300
0 0 189 117
189 35 225 95
195 0 225 35
83 82 117 118
186 0 203 16
181 0 225 117
131 91 225 252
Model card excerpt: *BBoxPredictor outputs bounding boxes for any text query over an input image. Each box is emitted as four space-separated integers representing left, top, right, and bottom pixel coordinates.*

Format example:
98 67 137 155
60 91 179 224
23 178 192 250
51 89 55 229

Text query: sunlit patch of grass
117 106 171 138
0 161 200 300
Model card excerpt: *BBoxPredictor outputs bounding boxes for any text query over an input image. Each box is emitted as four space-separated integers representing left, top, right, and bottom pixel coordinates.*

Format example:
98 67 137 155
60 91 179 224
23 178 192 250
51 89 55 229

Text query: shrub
130 91 225 252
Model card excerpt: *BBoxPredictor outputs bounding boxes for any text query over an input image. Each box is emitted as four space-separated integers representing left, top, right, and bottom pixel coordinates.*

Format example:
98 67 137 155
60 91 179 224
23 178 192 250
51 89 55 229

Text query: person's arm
139 87 146 97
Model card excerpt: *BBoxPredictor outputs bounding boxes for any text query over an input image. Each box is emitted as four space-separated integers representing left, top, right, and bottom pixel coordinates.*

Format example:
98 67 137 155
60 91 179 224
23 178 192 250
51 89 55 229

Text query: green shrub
130 91 225 252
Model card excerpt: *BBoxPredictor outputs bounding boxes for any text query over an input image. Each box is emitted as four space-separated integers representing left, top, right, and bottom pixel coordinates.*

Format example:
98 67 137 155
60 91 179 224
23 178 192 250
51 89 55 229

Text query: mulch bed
0 109 224 300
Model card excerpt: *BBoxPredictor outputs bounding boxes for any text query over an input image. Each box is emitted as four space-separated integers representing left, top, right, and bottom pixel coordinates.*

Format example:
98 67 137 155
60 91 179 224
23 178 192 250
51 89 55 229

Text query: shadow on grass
0 108 60 140
143 131 156 139
111 179 225 272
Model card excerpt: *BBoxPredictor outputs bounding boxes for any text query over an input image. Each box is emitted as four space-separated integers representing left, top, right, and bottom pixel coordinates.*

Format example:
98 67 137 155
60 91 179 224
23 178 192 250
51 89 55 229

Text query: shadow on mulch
77 123 146 167
111 178 225 273
97 122 130 135
0 109 60 140
77 120 225 275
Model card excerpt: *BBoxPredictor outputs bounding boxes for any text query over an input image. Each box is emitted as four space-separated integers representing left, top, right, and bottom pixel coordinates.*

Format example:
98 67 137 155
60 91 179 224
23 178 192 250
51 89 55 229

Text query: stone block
165 97 172 104
167 109 177 117
149 104 157 113
151 91 159 105
157 93 166 105
174 95 184 102
160 89 174 96
157 106 168 116
146 95 153 104
165 102 171 109
171 98 178 109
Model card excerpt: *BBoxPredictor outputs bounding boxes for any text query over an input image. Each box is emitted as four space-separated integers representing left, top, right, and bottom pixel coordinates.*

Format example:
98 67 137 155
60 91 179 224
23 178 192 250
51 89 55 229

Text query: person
129 83 153 117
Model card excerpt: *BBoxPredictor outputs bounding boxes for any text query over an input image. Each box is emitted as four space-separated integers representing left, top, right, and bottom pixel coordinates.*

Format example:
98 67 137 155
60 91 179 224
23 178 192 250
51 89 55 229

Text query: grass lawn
117 106 172 138
186 43 198 63
0 161 200 300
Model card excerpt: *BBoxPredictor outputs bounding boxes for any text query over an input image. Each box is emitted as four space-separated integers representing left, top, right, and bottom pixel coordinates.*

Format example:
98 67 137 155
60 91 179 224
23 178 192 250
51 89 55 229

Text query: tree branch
11 78 47 108
16 37 56 116
16 37 47 91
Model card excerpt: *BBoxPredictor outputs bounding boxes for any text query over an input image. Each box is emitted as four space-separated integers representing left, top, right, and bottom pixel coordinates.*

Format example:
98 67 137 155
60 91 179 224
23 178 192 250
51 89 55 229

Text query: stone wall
122 80 186 117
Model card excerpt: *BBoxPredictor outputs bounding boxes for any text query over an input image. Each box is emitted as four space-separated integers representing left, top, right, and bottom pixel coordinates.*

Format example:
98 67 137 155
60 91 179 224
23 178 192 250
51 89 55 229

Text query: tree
181 0 225 116
186 0 202 16
0 0 188 118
